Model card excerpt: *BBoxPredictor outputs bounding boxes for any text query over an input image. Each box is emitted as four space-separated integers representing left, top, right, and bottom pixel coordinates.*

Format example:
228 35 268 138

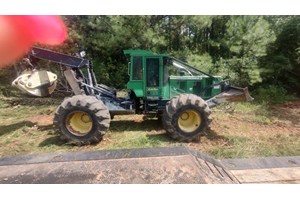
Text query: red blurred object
0 15 67 67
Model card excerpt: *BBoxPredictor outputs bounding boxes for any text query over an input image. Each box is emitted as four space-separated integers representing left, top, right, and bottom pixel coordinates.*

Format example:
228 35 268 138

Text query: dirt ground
27 100 300 155
213 101 300 135
191 100 300 157
0 96 299 158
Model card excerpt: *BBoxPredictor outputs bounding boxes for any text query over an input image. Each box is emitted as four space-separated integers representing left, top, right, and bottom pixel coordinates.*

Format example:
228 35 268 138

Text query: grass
200 101 300 158
223 102 284 125
0 97 299 159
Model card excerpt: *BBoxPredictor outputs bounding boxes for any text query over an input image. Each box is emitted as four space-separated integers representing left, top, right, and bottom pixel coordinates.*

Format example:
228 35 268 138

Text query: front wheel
162 94 211 142
53 95 110 145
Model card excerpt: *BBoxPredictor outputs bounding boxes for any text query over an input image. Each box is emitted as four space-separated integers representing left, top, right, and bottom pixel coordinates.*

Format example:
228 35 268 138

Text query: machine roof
123 49 168 57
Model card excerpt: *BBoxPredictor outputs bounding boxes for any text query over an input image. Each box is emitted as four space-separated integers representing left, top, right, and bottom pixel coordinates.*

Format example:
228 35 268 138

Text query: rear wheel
53 95 110 145
163 94 211 142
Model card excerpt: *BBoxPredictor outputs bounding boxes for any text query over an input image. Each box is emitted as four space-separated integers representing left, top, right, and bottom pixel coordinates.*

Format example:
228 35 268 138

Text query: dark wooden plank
0 146 190 166
0 155 238 184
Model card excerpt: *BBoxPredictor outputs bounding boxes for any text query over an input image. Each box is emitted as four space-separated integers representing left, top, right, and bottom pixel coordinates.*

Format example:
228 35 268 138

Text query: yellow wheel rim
66 111 92 136
178 109 201 133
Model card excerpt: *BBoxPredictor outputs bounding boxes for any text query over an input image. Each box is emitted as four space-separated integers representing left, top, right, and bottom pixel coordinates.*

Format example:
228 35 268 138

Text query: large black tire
53 95 110 145
162 94 211 142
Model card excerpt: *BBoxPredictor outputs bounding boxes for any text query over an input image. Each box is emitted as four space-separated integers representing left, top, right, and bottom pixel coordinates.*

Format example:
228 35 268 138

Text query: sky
1 0 299 15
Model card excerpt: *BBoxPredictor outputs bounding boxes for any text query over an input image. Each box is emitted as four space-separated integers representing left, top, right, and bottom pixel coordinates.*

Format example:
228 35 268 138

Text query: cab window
132 57 143 80
146 58 159 87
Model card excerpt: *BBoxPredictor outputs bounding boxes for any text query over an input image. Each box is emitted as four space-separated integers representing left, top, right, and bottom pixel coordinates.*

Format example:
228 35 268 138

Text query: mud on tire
53 95 110 145
162 94 211 142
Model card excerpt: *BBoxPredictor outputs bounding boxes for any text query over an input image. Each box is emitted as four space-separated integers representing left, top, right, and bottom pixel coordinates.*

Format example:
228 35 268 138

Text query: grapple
12 69 57 97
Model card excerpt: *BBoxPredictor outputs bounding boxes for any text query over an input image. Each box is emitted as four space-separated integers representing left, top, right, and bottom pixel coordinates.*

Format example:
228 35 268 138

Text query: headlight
80 51 86 58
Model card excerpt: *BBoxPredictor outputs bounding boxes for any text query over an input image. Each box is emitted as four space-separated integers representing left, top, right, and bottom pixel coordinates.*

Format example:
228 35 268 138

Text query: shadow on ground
110 119 163 132
146 132 174 143
37 124 54 131
0 121 34 136
205 128 229 142
38 119 229 148
39 135 68 147
145 125 229 144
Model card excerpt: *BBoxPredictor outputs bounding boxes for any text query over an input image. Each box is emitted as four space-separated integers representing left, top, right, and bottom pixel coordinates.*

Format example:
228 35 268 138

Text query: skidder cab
125 50 253 141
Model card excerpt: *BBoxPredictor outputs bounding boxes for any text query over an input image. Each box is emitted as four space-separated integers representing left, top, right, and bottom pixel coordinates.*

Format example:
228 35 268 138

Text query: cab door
145 57 160 98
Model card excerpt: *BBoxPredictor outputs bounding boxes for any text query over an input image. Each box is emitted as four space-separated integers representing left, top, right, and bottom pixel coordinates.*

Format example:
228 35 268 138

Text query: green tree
36 15 298 95
218 16 276 86
261 16 300 93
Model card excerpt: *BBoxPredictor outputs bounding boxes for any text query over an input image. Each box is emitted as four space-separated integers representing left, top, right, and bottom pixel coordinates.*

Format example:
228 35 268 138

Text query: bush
253 85 295 104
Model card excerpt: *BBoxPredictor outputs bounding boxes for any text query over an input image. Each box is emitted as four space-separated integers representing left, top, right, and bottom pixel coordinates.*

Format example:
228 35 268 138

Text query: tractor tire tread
162 94 211 142
53 95 110 145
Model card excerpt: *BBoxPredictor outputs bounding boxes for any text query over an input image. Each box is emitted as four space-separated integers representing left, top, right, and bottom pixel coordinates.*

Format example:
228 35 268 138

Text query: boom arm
29 47 90 68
